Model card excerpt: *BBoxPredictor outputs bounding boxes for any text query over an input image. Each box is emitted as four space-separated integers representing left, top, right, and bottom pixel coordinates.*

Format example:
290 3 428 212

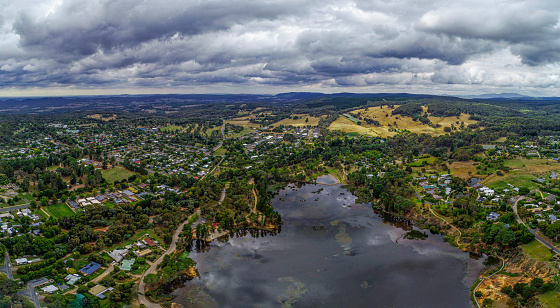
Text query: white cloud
1 0 560 95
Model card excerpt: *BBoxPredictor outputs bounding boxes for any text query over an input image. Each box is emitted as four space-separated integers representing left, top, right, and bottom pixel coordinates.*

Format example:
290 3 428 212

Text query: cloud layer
1 0 560 95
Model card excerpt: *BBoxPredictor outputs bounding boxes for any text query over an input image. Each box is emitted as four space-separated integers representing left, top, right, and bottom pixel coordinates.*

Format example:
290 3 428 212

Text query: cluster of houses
34 259 114 298
106 235 159 270
68 189 143 209
419 174 453 200
0 211 42 236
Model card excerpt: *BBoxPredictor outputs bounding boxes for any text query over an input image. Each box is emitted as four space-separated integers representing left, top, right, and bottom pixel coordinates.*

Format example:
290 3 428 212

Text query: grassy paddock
539 291 560 308
160 125 182 132
272 114 322 127
522 240 554 261
449 160 478 179
328 117 378 136
337 106 479 138
485 174 539 190
101 167 138 183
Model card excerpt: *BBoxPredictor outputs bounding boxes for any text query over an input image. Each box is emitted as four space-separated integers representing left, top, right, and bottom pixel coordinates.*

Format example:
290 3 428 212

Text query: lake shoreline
171 182 483 308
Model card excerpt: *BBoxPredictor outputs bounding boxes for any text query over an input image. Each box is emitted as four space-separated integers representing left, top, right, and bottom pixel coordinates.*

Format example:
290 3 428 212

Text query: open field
407 156 437 167
272 114 323 127
87 114 116 121
205 126 221 136
481 158 560 190
484 174 539 190
539 291 560 308
102 167 138 183
522 240 554 261
449 161 478 179
160 125 182 132
44 203 75 218
225 119 261 137
214 147 227 156
328 117 379 136
329 106 479 137
506 158 560 174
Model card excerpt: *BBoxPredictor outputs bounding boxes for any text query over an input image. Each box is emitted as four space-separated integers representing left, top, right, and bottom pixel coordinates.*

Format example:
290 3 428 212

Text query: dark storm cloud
1 0 560 94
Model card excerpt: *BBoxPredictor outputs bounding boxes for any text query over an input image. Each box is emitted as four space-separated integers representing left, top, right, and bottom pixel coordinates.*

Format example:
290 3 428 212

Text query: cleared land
449 161 478 179
522 240 554 261
160 125 182 132
539 291 560 308
44 203 75 218
86 114 116 121
214 147 227 156
484 158 560 189
407 156 437 167
329 106 479 137
505 158 560 174
272 114 323 127
329 117 379 136
102 167 138 183
485 174 539 190
225 119 261 138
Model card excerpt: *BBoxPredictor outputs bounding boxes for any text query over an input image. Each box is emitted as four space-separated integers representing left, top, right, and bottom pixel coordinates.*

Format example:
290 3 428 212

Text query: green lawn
44 203 75 218
18 193 34 201
106 228 165 251
324 167 345 183
539 291 560 308
522 240 554 261
214 147 227 156
407 156 437 167
485 174 539 190
160 125 182 132
33 210 48 220
101 167 138 184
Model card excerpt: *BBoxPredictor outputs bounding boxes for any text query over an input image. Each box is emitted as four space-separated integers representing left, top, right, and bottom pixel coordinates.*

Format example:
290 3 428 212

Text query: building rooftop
80 262 102 276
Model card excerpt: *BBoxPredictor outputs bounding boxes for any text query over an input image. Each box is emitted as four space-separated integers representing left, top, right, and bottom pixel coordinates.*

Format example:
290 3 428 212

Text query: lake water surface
173 183 484 307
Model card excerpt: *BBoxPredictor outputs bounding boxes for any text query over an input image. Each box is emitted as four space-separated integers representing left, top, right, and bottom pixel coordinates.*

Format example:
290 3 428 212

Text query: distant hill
459 93 533 99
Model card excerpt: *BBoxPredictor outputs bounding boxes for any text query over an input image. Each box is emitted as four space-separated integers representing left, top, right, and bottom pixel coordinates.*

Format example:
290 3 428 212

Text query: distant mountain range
3 92 560 115
458 93 533 99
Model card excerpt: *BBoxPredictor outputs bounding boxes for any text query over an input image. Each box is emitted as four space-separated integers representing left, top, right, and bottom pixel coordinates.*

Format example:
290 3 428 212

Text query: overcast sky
1 0 560 97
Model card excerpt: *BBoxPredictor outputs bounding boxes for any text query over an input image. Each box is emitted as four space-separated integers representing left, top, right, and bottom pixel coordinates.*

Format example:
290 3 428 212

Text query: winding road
137 214 195 308
513 195 560 255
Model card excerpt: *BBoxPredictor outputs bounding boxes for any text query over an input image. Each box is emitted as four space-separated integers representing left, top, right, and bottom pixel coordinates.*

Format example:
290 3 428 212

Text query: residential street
18 282 41 308
137 211 198 308
0 252 12 279
513 195 560 255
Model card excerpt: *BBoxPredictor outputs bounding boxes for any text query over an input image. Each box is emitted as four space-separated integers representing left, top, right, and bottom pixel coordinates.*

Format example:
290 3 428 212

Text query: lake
172 182 484 307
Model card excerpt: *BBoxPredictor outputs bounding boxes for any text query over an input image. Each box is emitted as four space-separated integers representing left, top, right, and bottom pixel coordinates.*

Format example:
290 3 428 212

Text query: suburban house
486 212 500 221
79 262 102 276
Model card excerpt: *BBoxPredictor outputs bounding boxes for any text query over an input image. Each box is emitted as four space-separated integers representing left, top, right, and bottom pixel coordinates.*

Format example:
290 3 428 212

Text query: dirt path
219 189 226 204
428 204 462 248
40 208 50 218
473 258 505 308
137 212 196 308
92 263 114 284
202 157 224 180
247 179 258 213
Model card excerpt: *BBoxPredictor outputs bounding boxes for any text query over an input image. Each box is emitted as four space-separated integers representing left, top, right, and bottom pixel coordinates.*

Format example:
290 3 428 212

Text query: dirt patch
477 250 557 306
449 160 478 179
